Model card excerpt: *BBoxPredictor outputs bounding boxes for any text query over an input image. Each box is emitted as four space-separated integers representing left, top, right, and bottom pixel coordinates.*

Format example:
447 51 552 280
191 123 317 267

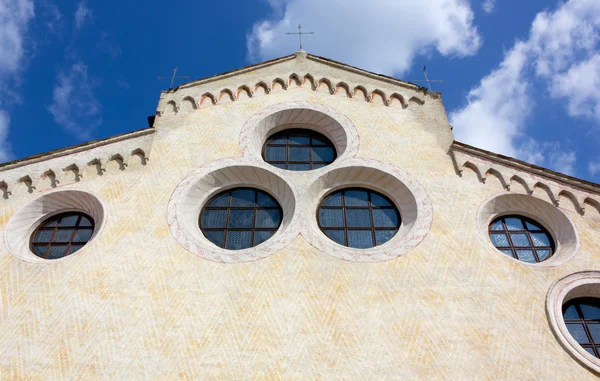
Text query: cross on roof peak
285 24 314 51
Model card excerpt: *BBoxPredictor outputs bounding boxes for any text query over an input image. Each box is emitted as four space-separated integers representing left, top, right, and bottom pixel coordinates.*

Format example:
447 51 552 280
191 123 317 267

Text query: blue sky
0 0 599 182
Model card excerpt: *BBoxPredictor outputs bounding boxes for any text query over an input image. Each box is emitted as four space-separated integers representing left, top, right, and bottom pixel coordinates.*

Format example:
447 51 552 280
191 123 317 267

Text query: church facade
0 50 599 379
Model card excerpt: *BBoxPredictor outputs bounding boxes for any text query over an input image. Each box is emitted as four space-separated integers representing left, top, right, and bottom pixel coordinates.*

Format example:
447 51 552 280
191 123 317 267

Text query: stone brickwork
0 53 599 379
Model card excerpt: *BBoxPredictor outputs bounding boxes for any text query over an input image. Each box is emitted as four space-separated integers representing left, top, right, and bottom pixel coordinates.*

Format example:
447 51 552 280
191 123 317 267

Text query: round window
30 212 95 259
199 188 283 250
488 215 555 263
317 188 400 249
563 297 600 359
262 128 337 171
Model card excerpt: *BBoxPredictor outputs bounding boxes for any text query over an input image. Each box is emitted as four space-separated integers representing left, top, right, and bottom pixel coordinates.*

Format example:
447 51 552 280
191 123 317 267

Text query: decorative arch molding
452 142 600 219
158 73 423 114
299 158 433 262
239 101 360 164
476 192 579 267
166 158 300 263
547 272 600 374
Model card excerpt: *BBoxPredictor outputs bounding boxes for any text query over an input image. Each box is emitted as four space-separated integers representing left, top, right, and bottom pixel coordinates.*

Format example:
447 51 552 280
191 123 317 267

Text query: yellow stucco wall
0 56 599 379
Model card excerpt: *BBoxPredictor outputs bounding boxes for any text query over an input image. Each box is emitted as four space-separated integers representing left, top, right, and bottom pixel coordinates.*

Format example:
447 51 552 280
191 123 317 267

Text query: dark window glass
30 212 95 259
199 188 282 250
262 129 337 171
563 298 600 358
488 215 554 263
317 188 400 249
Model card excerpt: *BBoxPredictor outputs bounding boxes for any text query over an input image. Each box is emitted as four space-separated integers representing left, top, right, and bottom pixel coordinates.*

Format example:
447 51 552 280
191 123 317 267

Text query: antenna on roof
285 24 314 51
411 66 444 92
158 67 190 90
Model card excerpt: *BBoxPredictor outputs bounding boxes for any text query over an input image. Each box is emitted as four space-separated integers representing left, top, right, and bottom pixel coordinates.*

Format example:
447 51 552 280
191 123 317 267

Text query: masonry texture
0 52 599 379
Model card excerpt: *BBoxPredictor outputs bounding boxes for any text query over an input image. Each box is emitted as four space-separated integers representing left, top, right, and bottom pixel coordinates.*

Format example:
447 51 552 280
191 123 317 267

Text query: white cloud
451 0 600 176
247 0 481 75
74 1 90 29
48 62 101 140
482 0 495 14
0 0 35 162
589 158 600 177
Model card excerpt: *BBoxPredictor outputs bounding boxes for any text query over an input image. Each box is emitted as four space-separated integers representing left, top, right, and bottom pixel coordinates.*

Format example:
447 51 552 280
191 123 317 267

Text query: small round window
563 298 600 359
488 215 555 263
199 188 283 250
262 128 337 171
317 188 400 249
30 212 95 259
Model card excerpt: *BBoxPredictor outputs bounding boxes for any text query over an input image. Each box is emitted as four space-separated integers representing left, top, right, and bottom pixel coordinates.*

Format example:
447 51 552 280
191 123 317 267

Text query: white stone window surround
547 272 600 374
300 159 433 262
4 188 107 264
167 158 300 263
239 101 360 169
477 193 580 267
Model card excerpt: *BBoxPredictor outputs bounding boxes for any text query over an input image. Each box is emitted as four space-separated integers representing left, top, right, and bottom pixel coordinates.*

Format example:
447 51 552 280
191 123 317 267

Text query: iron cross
158 67 190 90
286 24 314 50
411 66 444 92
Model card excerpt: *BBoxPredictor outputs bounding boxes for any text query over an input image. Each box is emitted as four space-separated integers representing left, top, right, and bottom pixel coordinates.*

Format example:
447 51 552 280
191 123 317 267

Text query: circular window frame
261 127 338 171
547 272 600 373
167 158 300 263
300 159 433 262
487 214 556 263
316 187 401 249
239 101 359 167
477 192 579 267
29 211 96 260
5 188 107 263
198 187 284 250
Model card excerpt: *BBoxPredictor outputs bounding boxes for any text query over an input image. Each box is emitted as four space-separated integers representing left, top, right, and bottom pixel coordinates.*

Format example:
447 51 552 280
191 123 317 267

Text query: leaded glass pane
254 230 275 246
72 229 93 243
289 147 310 161
370 193 392 207
325 230 345 245
584 347 596 356
255 209 282 228
319 209 344 227
312 147 335 162
34 230 54 243
311 136 329 145
204 230 225 247
265 147 286 161
375 230 396 245
230 189 256 207
226 231 253 250
537 249 551 261
372 209 399 227
60 215 79 227
563 304 581 319
201 210 227 228
581 303 600 320
46 245 68 259
525 220 542 231
322 193 342 206
228 210 255 229
347 230 374 249
504 217 524 230
587 324 600 343
208 193 229 207
345 209 371 227
343 190 369 207
490 220 504 231
256 192 278 207
68 244 84 254
312 163 326 169
566 323 590 344
270 136 286 144
32 245 46 255
516 250 535 263
288 135 310 145
499 249 514 257
530 233 551 247
510 233 529 246
490 233 509 246
53 229 73 242
79 217 93 227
